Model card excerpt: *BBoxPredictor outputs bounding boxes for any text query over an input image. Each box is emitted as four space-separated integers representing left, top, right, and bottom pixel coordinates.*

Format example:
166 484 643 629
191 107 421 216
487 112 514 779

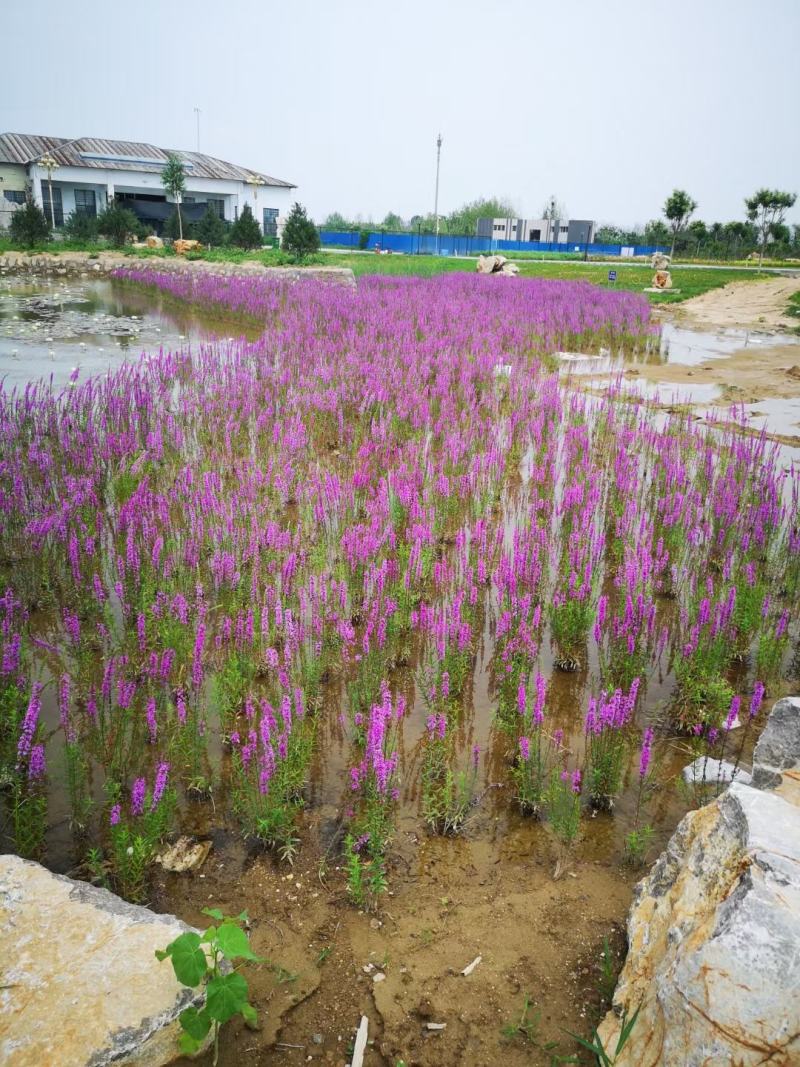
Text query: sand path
663 275 800 331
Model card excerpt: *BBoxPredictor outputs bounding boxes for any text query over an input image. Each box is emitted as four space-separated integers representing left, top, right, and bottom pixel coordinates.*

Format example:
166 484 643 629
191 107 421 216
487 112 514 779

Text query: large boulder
0 855 210 1066
598 697 800 1066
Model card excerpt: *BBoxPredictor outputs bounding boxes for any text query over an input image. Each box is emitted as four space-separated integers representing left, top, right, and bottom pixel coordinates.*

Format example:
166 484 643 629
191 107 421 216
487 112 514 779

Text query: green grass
323 253 769 303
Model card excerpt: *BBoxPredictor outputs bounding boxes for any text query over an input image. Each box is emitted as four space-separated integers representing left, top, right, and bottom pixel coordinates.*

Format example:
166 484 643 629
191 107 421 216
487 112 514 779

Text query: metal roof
0 133 70 165
0 133 295 187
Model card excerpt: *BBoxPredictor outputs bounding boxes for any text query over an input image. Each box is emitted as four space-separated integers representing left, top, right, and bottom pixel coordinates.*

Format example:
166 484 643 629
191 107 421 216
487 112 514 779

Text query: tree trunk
177 198 183 241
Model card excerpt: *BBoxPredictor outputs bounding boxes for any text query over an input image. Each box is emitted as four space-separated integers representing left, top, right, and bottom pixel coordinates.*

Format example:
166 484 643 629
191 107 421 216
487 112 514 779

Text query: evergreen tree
281 202 320 260
97 203 140 248
195 204 227 248
164 209 195 242
9 200 51 248
160 153 187 239
63 211 99 242
229 204 262 250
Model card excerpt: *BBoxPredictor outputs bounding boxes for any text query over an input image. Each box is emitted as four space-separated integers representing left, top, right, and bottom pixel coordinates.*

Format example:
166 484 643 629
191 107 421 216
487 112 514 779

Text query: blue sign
608 270 617 282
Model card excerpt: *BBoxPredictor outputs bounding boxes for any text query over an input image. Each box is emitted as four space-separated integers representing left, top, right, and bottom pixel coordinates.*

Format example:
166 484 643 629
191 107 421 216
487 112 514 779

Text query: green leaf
165 932 208 987
216 922 261 961
240 1001 258 1027
179 1005 212 1041
206 972 249 1023
179 1032 203 1056
202 907 224 922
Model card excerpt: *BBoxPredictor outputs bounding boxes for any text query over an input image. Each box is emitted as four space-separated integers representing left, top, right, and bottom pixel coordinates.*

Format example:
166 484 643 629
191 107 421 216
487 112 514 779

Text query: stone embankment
0 249 356 287
0 856 211 1066
598 696 800 1065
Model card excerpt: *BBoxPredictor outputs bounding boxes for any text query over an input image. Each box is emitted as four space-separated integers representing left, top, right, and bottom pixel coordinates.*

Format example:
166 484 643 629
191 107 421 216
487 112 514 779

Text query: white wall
28 162 297 230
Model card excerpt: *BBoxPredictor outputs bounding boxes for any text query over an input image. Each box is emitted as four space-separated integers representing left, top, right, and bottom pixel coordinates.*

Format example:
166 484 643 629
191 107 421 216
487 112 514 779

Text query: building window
206 198 225 219
41 185 63 226
74 189 96 217
3 190 26 204
560 225 568 234
263 207 279 237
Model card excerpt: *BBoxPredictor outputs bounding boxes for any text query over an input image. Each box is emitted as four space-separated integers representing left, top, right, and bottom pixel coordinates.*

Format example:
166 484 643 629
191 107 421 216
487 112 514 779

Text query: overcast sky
5 0 799 228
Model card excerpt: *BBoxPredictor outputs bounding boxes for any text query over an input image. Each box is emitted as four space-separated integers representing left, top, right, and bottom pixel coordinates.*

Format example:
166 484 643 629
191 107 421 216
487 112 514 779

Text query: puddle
654 323 797 367
0 275 261 390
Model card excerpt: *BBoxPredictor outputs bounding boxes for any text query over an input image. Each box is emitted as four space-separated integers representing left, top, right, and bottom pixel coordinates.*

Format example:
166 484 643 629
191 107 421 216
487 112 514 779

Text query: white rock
0 855 211 1066
681 756 752 787
599 698 800 1066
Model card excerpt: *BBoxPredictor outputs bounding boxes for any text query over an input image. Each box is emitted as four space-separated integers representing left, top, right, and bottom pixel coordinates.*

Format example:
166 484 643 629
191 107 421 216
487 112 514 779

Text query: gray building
475 216 595 245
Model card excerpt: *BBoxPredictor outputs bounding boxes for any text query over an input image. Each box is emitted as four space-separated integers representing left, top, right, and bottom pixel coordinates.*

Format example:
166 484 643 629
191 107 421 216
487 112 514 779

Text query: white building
475 216 596 245
0 133 296 236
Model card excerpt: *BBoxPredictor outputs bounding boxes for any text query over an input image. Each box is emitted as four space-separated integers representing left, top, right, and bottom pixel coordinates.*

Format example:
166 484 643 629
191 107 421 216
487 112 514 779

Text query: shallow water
0 275 261 390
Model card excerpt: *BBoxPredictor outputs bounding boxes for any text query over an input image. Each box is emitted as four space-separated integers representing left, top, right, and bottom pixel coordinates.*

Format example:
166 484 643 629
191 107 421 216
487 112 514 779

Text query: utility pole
434 132 443 253
194 108 201 152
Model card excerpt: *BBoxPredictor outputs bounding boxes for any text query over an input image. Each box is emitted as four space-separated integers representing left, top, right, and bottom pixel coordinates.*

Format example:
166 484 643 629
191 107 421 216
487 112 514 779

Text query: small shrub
229 204 262 250
98 203 140 248
10 201 51 248
281 201 320 261
195 204 227 249
63 211 99 242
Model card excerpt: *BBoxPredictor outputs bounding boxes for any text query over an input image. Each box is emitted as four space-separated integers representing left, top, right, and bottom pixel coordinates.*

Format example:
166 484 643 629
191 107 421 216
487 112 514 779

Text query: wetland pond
1 269 799 1066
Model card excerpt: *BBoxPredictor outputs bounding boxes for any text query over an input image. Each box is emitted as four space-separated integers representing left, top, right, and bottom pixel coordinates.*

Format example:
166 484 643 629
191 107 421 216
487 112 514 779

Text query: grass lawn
322 253 767 303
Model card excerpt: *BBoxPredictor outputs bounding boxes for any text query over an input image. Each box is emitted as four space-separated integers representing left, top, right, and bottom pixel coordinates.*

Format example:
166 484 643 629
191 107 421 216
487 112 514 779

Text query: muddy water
0 275 262 390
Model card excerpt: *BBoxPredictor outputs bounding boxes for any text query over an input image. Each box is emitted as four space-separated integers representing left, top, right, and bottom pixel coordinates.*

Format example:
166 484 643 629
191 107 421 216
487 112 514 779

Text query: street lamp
246 173 266 201
433 133 443 255
39 153 59 229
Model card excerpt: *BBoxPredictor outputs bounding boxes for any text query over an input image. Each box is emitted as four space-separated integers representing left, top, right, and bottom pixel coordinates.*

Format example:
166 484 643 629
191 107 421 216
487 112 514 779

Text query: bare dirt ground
628 343 800 407
158 803 638 1067
635 277 800 412
662 275 800 331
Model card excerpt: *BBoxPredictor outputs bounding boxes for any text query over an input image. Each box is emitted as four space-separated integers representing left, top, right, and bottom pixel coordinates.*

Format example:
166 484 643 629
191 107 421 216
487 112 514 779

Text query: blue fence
321 230 667 259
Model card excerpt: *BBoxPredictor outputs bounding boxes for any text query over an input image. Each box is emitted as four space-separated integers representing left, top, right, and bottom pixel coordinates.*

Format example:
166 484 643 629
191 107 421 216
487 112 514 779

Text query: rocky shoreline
0 249 355 287
598 696 800 1065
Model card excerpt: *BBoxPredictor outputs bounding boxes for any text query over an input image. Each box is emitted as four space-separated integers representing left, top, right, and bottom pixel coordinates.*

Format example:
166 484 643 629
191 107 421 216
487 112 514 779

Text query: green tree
161 153 187 240
323 211 353 230
196 204 227 248
644 219 671 246
9 200 51 248
745 188 797 267
281 201 320 261
164 210 195 241
663 189 697 257
229 204 262 250
63 211 99 242
381 211 405 231
97 203 140 248
447 197 518 234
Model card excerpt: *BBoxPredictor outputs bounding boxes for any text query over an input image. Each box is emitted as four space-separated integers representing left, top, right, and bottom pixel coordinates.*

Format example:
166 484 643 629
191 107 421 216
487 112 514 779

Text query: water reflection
0 276 261 390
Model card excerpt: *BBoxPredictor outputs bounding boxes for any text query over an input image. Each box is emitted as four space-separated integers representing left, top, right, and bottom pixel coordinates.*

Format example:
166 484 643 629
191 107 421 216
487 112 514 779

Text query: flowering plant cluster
0 268 794 899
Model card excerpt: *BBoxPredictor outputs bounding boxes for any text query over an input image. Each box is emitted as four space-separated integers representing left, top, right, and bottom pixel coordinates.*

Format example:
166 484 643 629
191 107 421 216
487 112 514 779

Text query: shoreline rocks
0 249 356 288
598 697 800 1066
0 855 211 1066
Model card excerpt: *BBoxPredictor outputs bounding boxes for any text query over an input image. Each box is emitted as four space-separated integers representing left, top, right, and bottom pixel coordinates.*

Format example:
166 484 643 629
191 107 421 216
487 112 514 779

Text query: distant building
0 132 296 235
475 216 596 245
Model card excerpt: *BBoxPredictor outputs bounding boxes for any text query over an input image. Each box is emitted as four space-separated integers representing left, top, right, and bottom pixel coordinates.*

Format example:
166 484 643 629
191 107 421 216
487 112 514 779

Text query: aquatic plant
0 266 795 894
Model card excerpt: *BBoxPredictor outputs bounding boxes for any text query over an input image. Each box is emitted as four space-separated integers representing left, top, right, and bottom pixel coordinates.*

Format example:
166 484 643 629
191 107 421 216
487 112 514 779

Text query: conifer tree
281 202 320 261
229 204 262 250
